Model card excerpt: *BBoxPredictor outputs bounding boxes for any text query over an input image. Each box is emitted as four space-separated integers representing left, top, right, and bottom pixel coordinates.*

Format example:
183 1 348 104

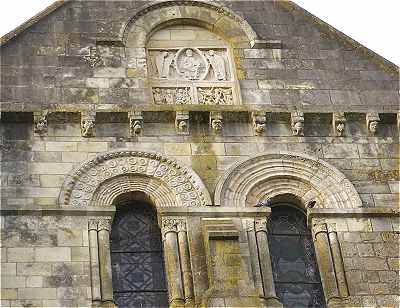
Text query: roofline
0 0 398 74
276 0 398 74
0 0 68 47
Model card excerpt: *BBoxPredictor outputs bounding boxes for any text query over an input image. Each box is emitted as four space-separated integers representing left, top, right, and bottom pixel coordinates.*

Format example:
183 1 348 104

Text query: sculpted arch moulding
58 150 212 208
214 152 363 209
119 0 259 48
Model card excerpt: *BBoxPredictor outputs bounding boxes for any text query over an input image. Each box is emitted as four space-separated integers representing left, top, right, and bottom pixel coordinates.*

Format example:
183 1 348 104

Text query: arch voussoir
59 150 211 208
214 152 362 209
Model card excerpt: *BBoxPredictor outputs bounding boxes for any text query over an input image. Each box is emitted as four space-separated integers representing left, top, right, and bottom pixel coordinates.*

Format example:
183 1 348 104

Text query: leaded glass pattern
267 205 326 308
110 203 168 308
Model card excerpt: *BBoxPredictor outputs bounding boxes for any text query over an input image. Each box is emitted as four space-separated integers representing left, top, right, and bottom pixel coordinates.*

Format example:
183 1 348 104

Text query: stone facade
0 1 399 307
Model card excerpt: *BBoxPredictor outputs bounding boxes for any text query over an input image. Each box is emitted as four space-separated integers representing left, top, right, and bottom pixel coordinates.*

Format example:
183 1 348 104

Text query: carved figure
155 51 174 78
336 123 345 136
369 121 378 134
131 120 142 135
178 120 187 132
34 115 48 135
206 50 227 80
82 119 95 137
366 113 380 135
153 88 163 104
211 119 223 134
182 49 201 80
176 88 191 104
292 121 304 136
198 87 233 105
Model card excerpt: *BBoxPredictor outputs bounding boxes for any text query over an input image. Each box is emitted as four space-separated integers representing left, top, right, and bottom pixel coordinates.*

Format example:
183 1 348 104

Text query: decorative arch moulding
59 150 212 208
214 152 363 209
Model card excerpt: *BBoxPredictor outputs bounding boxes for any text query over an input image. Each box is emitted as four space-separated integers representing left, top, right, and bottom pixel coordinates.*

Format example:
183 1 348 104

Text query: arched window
267 204 326 308
110 197 168 307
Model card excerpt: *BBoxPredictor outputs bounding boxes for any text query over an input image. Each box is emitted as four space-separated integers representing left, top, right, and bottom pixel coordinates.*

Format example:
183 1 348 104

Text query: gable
0 0 398 111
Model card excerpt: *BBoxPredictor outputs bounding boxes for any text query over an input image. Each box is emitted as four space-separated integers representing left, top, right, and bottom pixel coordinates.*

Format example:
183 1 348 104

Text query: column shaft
313 224 340 306
328 230 349 297
255 219 283 307
177 225 194 305
88 220 101 303
97 219 114 303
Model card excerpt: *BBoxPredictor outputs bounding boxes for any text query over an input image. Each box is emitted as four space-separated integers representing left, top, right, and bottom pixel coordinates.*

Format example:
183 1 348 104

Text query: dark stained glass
110 203 168 308
268 205 326 308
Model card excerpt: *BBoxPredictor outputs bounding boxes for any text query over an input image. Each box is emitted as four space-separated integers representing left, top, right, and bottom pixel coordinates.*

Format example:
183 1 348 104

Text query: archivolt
214 152 362 209
59 150 211 208
121 0 259 47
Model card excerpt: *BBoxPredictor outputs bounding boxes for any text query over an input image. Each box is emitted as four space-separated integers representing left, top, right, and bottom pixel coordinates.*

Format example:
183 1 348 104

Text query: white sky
0 0 399 66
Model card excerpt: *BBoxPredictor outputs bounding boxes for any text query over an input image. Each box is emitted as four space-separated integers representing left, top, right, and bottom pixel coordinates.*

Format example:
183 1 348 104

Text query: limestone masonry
0 1 399 307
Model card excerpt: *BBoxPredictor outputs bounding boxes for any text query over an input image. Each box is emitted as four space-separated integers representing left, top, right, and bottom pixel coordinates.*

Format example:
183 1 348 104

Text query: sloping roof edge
0 0 68 46
0 0 398 74
276 0 398 74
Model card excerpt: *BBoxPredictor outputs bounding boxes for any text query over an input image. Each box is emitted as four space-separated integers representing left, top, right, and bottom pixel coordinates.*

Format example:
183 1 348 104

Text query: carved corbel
333 112 346 137
129 111 143 136
366 112 380 135
210 112 223 135
84 46 103 68
175 111 189 135
81 112 96 138
291 111 304 136
252 112 266 136
34 110 49 135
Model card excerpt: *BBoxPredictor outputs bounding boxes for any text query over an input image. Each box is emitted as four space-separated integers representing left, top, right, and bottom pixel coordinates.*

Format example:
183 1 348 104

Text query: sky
0 0 398 66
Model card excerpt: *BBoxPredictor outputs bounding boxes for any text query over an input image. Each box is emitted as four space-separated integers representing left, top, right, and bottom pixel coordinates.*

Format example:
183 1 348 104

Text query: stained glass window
267 205 326 308
110 202 168 308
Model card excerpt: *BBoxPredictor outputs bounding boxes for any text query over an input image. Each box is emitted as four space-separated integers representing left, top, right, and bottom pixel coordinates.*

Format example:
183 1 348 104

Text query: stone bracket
210 111 223 135
175 111 190 135
366 112 380 135
252 112 266 136
81 111 96 138
33 110 49 136
291 111 304 136
128 111 143 136
333 112 346 137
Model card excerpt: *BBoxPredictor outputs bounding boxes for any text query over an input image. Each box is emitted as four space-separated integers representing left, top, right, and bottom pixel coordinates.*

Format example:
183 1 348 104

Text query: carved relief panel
146 26 240 105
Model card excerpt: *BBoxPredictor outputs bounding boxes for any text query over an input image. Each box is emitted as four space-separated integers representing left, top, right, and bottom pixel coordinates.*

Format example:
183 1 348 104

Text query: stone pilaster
88 219 101 304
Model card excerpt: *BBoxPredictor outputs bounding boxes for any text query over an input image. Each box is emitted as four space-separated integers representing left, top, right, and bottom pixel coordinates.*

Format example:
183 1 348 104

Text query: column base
170 298 185 308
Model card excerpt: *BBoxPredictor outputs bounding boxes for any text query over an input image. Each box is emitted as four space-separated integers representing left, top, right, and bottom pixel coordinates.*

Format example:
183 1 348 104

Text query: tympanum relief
148 47 238 105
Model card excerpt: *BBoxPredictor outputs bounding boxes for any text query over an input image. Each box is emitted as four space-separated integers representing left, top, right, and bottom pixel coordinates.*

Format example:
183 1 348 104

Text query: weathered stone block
35 248 71 262
7 248 35 262
164 143 191 156
45 142 77 152
1 276 25 288
18 288 57 300
77 142 108 152
57 228 82 246
26 276 43 288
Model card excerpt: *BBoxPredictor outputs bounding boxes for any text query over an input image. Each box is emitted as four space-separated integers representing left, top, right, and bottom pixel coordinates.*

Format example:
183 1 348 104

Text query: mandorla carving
151 47 228 81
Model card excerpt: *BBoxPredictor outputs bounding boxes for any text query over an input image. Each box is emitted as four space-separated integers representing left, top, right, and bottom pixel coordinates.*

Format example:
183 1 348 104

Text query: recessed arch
59 150 211 208
122 0 259 48
214 152 362 209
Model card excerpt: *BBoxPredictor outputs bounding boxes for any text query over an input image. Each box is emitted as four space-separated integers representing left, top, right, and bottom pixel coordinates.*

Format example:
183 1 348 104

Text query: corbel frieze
366 112 380 135
34 110 49 135
291 111 304 136
129 111 143 136
333 112 346 137
210 111 223 135
81 111 96 138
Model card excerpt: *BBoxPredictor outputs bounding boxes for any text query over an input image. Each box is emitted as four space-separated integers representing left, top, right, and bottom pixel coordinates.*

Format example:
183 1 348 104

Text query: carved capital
129 111 143 136
175 111 190 135
97 219 112 231
291 111 304 136
177 219 187 232
162 218 179 234
210 112 223 135
243 219 255 232
366 112 380 135
255 218 268 233
312 223 328 239
34 110 49 135
252 112 266 136
84 46 103 68
88 219 99 231
333 112 346 137
81 112 96 138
